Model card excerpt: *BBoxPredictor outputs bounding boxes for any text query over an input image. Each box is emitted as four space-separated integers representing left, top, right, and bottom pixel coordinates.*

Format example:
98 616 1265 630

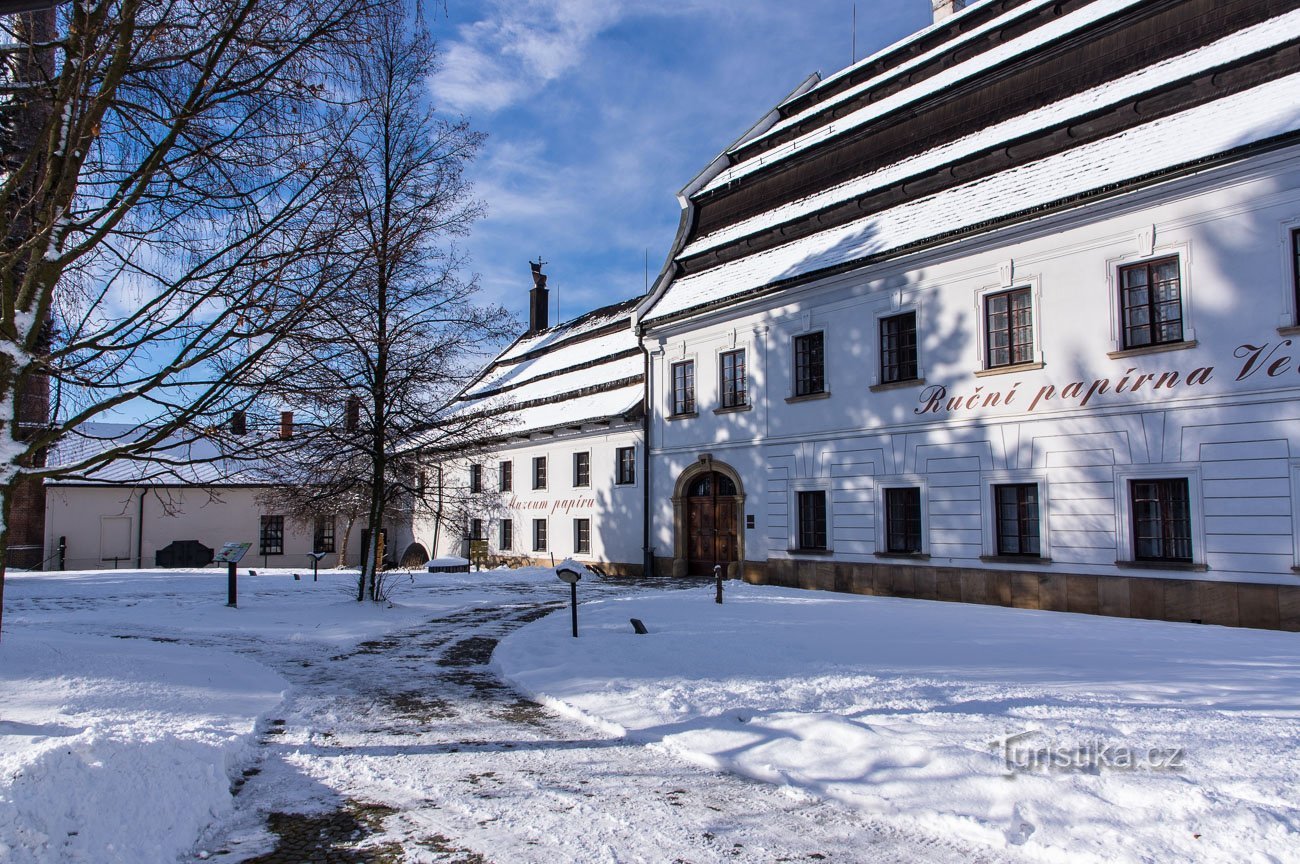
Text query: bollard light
714 564 723 604
556 565 582 637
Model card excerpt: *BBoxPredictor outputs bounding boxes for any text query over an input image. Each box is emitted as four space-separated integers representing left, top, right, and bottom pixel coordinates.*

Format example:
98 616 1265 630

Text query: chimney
528 259 549 334
931 0 967 23
345 395 360 432
279 410 293 440
230 410 246 436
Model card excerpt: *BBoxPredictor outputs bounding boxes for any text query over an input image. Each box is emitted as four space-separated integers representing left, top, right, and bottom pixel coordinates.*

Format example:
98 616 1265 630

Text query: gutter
640 334 652 578
135 487 144 568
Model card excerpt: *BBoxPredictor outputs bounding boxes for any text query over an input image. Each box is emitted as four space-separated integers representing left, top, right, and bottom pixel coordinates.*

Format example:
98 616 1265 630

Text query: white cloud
433 0 626 114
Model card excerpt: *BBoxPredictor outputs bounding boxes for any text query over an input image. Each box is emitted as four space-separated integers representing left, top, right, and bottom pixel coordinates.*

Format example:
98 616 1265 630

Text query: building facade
631 0 1300 629
416 268 648 574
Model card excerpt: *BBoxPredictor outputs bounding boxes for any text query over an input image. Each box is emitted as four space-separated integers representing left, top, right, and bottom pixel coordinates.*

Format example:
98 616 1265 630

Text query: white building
415 267 648 574
43 422 383 571
631 0 1300 629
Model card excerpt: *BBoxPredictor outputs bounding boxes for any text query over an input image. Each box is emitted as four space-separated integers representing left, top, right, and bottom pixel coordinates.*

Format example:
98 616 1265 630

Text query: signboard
214 542 252 564
469 539 490 566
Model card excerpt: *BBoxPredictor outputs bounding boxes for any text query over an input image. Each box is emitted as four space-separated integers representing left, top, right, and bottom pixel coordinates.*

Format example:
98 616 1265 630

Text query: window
984 288 1033 368
574 518 591 554
533 456 547 489
671 360 695 415
469 463 483 493
533 518 548 552
994 484 1040 556
1119 257 1183 349
1131 478 1192 562
470 518 484 541
500 518 513 551
313 517 335 553
1292 229 1300 321
879 312 918 384
573 452 590 487
616 446 636 485
884 488 922 553
797 491 827 551
499 460 513 492
720 349 747 408
259 515 284 556
794 331 825 396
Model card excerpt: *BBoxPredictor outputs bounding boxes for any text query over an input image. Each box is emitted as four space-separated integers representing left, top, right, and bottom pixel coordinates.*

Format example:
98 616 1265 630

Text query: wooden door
686 472 739 576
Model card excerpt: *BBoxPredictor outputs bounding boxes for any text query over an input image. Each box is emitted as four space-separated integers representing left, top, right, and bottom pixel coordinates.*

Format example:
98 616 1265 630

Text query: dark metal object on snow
630 618 648 635
714 564 723 604
557 565 581 637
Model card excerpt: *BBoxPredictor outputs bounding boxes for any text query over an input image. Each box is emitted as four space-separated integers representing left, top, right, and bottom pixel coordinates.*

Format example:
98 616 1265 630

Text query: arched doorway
672 460 745 577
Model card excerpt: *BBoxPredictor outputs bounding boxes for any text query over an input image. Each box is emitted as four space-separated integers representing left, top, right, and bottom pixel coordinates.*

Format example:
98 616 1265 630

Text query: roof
638 0 1300 327
441 295 645 440
45 423 280 487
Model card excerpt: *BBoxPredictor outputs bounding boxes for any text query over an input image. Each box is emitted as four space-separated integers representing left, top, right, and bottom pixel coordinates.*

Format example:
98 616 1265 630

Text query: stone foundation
749 558 1300 632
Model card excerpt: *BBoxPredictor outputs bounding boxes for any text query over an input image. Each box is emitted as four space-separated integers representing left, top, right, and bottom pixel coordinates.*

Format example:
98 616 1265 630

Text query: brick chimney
931 0 967 24
528 259 549 335
279 411 293 440
345 395 360 432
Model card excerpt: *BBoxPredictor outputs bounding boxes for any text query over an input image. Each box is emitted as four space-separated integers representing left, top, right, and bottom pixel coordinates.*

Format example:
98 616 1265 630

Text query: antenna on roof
852 3 857 64
644 248 649 293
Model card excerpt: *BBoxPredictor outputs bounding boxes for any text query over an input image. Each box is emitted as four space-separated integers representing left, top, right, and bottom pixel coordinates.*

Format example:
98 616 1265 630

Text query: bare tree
262 7 514 602
0 0 399 635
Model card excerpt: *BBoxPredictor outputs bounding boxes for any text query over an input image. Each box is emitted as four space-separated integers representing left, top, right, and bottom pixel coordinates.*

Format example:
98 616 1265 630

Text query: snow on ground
494 582 1300 864
0 565 558 864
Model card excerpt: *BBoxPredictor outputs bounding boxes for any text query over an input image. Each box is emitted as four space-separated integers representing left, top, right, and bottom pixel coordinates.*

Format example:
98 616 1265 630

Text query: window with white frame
793 331 825 397
499 460 512 492
884 488 922 554
1130 478 1192 562
671 360 695 415
720 349 747 408
879 311 918 383
615 446 636 485
573 451 590 487
469 463 483 493
984 288 1034 368
500 518 513 551
574 518 591 554
993 483 1041 556
533 455 547 490
797 491 827 551
532 518 547 552
1119 257 1183 349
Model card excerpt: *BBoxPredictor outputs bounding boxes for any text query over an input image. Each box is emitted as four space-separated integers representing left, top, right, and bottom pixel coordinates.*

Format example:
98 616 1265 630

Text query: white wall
647 146 1300 586
44 485 370 571
414 421 645 569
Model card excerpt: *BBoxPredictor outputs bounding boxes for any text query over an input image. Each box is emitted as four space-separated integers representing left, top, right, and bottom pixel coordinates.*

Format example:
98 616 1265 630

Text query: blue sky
428 1 933 331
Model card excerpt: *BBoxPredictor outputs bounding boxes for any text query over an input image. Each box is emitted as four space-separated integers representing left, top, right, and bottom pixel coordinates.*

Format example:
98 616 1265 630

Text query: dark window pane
1120 258 1183 349
672 361 696 414
500 461 512 492
616 447 636 485
469 463 482 493
500 519 513 551
533 456 547 489
533 519 547 552
1131 478 1192 562
885 488 922 553
260 515 284 556
880 312 918 383
985 288 1032 368
794 332 825 396
313 517 335 553
721 350 747 408
798 491 827 550
994 484 1040 556
573 452 590 487
574 519 591 554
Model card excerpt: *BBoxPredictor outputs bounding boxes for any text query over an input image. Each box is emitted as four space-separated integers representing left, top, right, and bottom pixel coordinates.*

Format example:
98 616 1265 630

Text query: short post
227 560 238 608
557 565 582 637
714 564 723 604
309 551 326 581
57 536 66 570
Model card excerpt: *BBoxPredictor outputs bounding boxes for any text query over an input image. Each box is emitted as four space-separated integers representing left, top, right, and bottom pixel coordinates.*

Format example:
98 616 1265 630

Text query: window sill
869 377 925 393
787 548 833 556
980 555 1052 565
974 361 1044 378
785 390 830 404
1279 325 1300 337
665 411 698 422
875 551 929 561
1115 559 1207 572
1106 339 1197 360
714 403 752 415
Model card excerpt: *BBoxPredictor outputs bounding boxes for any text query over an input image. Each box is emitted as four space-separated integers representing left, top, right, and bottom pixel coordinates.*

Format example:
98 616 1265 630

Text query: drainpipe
135 487 144 568
641 334 653 577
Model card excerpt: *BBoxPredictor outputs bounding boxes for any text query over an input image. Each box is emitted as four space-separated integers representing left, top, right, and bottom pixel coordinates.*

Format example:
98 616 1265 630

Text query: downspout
135 487 144 568
641 332 652 577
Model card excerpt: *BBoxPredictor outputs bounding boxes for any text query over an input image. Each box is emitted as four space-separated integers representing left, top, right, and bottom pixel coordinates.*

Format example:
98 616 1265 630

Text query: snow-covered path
195 578 1001 864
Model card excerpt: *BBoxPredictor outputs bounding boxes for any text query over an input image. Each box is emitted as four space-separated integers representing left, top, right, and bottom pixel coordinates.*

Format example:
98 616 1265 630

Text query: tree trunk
336 509 356 569
0 486 14 640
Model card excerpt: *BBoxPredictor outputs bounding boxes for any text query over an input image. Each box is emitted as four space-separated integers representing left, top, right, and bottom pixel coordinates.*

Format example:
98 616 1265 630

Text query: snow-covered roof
45 423 279 486
444 296 644 439
639 2 1300 326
